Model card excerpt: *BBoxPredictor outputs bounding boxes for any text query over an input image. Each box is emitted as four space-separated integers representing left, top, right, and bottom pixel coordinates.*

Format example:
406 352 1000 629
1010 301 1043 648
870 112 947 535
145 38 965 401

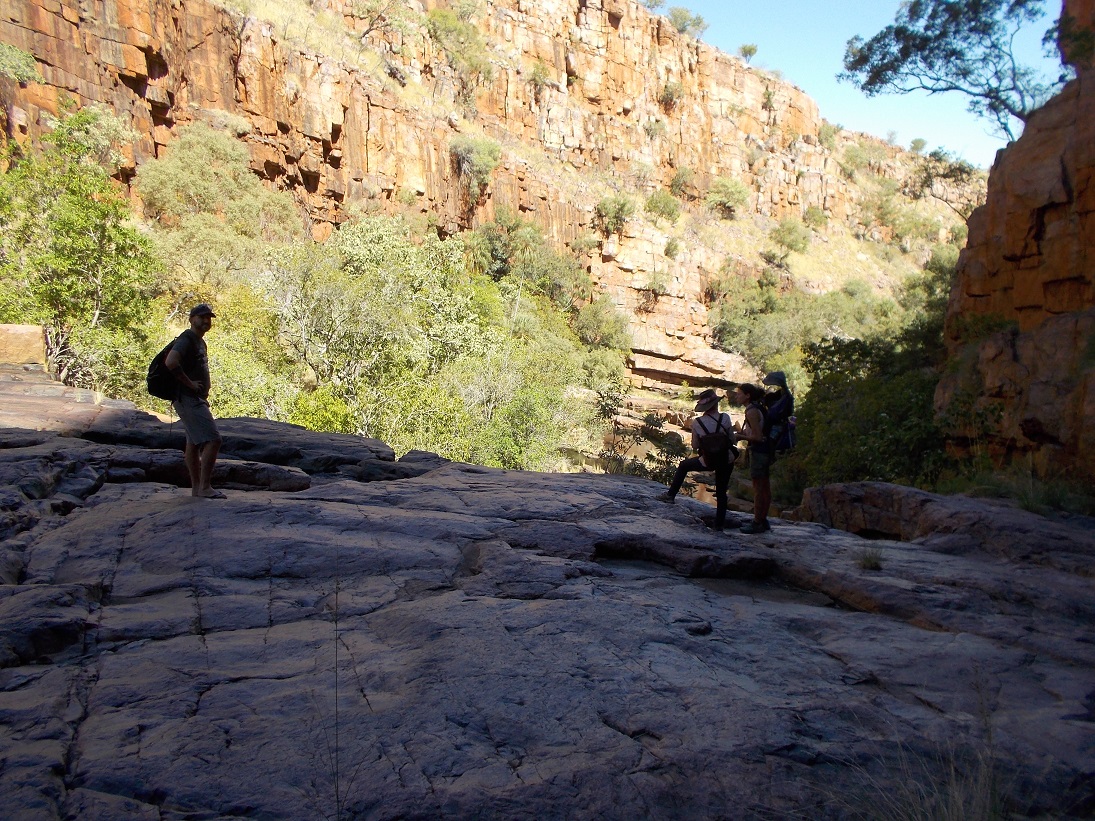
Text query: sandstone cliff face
0 0 908 392
936 0 1095 479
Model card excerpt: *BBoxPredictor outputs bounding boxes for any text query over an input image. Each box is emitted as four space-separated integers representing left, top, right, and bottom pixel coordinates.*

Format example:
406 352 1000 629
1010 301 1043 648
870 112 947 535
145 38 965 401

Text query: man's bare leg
194 440 221 497
185 442 202 495
189 444 221 494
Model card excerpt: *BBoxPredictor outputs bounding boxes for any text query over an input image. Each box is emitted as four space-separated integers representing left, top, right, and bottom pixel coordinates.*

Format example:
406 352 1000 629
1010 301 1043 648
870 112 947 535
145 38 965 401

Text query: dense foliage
776 246 959 497
0 104 986 496
0 108 159 394
704 176 749 218
708 264 901 380
1 111 627 472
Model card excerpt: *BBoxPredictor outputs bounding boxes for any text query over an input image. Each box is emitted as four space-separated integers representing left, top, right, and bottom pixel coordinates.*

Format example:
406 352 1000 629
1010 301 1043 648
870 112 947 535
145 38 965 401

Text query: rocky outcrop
936 0 1095 478
2 352 1095 818
0 0 906 391
789 480 1095 575
0 366 448 544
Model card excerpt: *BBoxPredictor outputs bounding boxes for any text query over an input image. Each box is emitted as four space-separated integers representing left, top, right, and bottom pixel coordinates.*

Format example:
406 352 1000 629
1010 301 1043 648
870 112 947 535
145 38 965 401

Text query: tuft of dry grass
854 546 883 571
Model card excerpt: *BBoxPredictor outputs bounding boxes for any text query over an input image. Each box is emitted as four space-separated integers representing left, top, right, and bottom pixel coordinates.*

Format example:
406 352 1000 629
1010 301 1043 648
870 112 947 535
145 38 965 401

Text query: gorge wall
0 0 908 394
936 0 1095 480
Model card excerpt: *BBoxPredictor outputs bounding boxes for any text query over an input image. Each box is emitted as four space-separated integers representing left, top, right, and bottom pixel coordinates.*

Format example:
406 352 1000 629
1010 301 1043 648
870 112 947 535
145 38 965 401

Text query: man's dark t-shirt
171 329 209 398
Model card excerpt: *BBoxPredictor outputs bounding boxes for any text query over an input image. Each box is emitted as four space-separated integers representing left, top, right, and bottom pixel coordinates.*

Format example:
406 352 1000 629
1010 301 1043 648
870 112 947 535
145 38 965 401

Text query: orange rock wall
0 0 894 390
937 0 1095 478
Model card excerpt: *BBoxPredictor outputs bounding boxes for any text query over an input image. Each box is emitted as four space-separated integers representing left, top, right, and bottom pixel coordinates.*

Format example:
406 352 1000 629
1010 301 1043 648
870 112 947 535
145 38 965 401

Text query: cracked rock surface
1 369 1094 819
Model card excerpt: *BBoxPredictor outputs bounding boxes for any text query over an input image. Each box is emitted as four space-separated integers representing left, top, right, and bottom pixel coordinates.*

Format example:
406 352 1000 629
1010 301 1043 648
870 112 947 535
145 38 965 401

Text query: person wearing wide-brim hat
656 388 738 531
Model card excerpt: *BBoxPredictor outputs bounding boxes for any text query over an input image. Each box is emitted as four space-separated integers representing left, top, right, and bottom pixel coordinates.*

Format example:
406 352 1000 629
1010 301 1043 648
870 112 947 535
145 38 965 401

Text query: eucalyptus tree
841 0 1068 141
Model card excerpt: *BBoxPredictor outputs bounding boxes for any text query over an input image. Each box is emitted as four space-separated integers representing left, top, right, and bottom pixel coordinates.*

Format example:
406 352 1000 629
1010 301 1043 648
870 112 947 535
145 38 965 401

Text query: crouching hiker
732 383 772 533
656 388 738 531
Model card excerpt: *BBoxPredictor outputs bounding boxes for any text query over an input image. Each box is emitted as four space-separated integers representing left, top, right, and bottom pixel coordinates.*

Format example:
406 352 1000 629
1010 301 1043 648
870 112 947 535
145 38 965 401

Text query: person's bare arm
736 407 764 445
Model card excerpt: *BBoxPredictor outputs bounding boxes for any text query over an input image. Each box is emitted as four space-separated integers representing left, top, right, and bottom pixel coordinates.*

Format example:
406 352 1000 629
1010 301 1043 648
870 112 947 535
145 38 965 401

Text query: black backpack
763 390 796 453
697 415 735 465
146 337 180 400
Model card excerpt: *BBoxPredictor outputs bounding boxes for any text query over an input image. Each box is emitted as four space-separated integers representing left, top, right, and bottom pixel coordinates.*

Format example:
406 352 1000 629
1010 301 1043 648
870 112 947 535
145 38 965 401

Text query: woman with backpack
656 388 738 531
732 383 772 534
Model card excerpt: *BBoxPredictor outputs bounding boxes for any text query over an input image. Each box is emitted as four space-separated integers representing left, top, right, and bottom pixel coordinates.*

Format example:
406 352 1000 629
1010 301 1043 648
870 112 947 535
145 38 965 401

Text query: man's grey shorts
172 394 221 446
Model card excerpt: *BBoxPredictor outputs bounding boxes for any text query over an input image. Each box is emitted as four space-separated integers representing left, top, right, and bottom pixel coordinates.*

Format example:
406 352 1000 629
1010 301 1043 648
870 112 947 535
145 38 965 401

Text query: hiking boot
655 491 676 503
740 520 771 534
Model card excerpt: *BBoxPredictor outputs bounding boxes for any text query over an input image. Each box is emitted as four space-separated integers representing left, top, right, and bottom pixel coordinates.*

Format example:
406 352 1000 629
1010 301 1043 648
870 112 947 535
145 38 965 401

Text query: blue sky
677 0 1064 169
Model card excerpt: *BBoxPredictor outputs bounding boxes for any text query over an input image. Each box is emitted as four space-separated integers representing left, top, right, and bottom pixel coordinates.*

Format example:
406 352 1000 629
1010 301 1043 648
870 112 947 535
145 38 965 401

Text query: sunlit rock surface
1 368 1093 819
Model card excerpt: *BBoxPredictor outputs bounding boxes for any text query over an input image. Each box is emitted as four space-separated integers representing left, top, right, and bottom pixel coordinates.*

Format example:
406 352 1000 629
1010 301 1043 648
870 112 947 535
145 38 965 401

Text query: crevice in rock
60 659 102 793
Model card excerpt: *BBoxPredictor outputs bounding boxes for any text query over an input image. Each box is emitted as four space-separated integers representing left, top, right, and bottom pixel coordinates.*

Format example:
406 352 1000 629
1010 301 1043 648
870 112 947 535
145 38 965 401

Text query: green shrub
770 217 810 256
426 6 493 103
840 140 888 179
450 135 501 203
818 121 841 150
790 341 949 488
637 271 669 312
576 295 632 349
137 122 300 243
0 43 43 83
664 237 681 259
894 209 943 243
569 232 601 255
738 43 757 63
705 176 749 218
666 7 707 37
860 177 902 231
803 206 828 229
0 108 161 393
910 137 928 154
595 195 636 235
855 547 883 570
645 189 680 224
669 167 694 197
776 252 959 497
643 119 667 139
658 80 685 109
709 263 901 373
465 209 592 312
289 384 358 434
529 59 550 94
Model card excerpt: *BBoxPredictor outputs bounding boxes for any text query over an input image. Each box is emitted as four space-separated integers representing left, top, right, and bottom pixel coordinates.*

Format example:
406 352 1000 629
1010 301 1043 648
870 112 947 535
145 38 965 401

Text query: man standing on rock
165 304 224 499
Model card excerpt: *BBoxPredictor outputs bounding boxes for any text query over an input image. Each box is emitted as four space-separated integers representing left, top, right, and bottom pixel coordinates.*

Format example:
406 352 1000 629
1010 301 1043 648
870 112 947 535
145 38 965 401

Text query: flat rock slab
1 386 1094 818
